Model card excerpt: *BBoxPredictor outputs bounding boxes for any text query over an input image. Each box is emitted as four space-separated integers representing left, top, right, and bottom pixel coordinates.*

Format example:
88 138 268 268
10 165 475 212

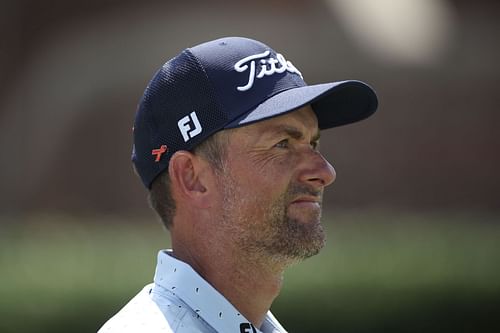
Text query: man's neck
172 239 287 328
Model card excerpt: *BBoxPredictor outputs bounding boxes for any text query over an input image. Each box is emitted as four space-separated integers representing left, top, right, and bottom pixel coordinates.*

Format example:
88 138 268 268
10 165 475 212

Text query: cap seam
183 48 226 127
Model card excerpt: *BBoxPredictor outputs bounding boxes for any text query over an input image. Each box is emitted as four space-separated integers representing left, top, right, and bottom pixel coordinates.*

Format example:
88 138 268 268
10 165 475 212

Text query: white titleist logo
178 111 202 142
234 50 303 92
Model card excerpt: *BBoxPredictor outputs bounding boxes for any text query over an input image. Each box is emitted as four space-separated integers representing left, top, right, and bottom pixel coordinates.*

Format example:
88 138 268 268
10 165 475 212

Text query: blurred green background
1 0 499 332
1 211 499 332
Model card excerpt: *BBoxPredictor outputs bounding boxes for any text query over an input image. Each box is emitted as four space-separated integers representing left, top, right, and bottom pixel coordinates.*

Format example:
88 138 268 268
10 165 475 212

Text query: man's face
214 105 336 263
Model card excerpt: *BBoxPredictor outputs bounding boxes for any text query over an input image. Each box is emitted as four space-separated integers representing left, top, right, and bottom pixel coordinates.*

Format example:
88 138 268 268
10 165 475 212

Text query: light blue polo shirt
98 250 287 333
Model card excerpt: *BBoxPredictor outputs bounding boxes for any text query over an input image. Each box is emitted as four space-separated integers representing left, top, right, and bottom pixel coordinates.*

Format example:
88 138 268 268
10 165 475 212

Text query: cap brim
224 80 378 130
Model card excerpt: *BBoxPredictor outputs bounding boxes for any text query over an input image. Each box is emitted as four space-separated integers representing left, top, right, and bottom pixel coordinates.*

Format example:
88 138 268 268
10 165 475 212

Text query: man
98 36 377 333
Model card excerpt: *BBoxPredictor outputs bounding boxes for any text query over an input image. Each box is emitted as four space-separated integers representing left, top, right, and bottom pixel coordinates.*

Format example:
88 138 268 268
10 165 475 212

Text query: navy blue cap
132 37 378 188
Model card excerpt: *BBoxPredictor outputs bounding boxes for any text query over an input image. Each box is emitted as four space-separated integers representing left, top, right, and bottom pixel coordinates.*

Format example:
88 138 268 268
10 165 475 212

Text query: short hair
147 130 229 230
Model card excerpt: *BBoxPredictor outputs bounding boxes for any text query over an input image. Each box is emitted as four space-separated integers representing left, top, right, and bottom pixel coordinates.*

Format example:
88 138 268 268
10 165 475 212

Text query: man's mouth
290 196 321 208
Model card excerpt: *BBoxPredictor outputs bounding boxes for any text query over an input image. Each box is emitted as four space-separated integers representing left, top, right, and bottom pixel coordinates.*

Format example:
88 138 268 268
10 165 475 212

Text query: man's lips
290 196 322 207
291 196 320 203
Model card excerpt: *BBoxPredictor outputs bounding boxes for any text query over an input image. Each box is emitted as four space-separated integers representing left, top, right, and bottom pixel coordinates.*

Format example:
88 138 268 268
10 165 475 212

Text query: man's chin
281 237 326 264
281 217 326 261
287 204 322 226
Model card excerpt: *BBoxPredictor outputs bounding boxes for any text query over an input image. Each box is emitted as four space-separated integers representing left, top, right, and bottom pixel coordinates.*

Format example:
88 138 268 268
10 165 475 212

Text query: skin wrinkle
218 167 325 268
214 108 328 269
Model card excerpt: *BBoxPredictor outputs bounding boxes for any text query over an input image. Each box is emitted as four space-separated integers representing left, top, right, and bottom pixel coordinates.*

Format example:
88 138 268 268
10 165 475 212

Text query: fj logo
178 111 202 142
239 323 257 333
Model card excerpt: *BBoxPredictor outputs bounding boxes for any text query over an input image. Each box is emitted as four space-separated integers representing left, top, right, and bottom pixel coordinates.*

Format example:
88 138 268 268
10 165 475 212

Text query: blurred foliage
1 211 499 333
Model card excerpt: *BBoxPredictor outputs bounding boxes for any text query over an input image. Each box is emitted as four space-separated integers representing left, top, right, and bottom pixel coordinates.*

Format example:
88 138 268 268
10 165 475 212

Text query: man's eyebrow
267 125 321 142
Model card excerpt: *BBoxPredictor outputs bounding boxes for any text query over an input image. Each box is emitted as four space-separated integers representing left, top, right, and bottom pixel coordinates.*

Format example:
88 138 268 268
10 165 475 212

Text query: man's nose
298 150 336 189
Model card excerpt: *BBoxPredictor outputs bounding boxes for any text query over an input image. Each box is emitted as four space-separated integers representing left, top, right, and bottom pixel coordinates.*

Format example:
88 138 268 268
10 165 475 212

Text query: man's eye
274 139 289 149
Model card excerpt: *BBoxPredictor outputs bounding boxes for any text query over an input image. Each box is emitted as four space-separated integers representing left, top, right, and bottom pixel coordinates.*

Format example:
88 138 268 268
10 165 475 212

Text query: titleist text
234 50 302 92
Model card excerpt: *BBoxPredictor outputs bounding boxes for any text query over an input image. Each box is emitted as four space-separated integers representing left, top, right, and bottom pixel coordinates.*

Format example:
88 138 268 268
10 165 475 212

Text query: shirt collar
153 250 287 333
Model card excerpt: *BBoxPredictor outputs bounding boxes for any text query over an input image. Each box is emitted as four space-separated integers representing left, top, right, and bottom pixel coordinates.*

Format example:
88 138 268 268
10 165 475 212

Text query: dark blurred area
1 0 498 216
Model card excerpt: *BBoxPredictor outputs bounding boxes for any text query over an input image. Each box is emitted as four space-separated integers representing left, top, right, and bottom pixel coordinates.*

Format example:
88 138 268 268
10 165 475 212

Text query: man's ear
168 151 212 208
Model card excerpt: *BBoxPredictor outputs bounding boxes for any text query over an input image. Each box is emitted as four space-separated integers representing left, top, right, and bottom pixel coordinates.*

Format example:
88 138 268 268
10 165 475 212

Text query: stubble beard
218 172 326 267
